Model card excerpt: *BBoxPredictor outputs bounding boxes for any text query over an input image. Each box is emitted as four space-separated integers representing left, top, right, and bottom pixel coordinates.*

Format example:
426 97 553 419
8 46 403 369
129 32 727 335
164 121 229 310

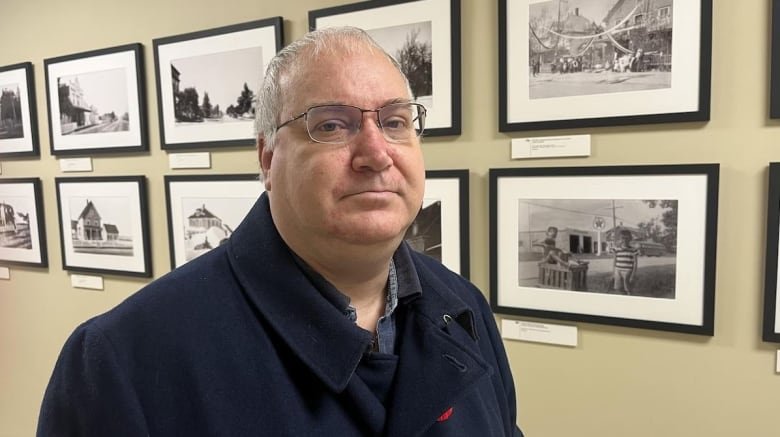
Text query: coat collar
226 193 489 418
227 193 373 393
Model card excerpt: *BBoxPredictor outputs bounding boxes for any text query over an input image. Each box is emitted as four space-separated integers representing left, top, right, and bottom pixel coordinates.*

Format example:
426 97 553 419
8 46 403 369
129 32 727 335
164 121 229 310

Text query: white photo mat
155 23 279 146
46 47 143 152
0 64 37 155
0 180 45 265
495 173 710 326
166 177 264 268
505 0 703 124
312 0 454 131
57 178 148 275
423 176 463 274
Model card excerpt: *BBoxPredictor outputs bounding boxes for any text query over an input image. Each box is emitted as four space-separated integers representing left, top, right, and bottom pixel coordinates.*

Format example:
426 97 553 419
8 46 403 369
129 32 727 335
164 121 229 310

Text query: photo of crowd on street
528 0 673 99
517 198 678 298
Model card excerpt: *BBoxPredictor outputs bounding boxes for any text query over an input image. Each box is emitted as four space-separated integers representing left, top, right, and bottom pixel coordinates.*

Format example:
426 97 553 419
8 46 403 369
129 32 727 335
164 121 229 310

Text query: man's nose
351 113 393 172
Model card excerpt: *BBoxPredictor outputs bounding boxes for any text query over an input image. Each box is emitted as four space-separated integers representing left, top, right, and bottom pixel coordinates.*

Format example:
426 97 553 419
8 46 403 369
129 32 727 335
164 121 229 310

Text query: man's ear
258 135 273 191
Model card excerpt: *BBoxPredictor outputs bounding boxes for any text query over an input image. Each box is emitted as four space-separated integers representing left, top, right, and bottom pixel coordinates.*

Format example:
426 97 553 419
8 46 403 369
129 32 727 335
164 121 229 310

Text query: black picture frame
771 0 780 118
763 163 780 342
55 176 151 277
164 173 264 269
0 178 48 267
489 164 719 335
405 169 470 277
153 17 283 150
0 62 40 158
309 0 461 137
44 43 147 156
499 0 712 132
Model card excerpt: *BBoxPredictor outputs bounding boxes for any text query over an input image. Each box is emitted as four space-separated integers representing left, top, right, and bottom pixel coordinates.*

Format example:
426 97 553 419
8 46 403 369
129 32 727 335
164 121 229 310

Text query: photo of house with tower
183 203 234 262
70 199 133 256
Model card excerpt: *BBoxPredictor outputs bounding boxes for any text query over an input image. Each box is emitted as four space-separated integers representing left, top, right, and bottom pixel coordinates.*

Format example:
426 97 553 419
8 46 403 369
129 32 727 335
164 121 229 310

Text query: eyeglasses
275 102 426 144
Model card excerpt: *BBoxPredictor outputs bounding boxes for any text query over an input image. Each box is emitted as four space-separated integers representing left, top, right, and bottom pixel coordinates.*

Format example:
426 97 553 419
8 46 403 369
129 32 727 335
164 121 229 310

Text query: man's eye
313 120 348 132
382 117 408 130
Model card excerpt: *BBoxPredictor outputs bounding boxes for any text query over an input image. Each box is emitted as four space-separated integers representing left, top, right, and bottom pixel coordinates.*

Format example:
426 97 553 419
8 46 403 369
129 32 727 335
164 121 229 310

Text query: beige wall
1 0 779 435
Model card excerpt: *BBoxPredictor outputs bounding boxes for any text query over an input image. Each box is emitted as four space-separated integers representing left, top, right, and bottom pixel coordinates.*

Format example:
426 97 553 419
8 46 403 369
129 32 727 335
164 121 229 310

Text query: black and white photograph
0 62 39 157
0 178 47 267
56 176 151 277
490 164 719 335
165 174 264 269
500 0 711 131
528 0 672 100
516 198 677 298
762 163 780 342
45 44 147 155
57 68 130 135
153 18 282 150
310 0 461 136
404 169 469 276
367 22 433 110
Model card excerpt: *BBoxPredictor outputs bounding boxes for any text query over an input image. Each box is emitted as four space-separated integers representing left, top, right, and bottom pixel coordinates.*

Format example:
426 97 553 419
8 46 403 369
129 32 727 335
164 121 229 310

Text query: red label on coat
437 407 454 422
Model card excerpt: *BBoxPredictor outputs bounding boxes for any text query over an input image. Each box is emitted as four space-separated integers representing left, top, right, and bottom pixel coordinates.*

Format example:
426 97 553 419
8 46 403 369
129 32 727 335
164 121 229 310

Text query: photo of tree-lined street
0 83 24 139
528 0 673 99
57 68 130 135
169 46 262 125
517 198 678 298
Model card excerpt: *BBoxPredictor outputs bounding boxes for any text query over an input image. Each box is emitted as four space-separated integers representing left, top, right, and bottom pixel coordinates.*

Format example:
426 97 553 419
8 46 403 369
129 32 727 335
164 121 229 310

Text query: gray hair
254 26 411 150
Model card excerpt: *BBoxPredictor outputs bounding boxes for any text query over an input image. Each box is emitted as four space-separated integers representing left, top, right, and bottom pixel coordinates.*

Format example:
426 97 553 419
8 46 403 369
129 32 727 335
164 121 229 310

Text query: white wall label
169 152 211 169
0 267 9 280
70 274 104 291
501 319 578 347
59 157 93 172
511 134 591 159
777 350 780 373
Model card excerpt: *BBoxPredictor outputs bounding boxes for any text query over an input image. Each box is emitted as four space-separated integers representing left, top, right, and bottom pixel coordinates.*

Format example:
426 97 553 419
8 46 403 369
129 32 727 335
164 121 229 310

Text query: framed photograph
405 169 469 277
310 0 461 136
55 176 151 277
499 0 712 131
763 163 780 342
165 174 264 269
44 43 147 155
0 178 47 267
771 0 780 118
0 63 39 157
490 164 719 335
153 18 283 150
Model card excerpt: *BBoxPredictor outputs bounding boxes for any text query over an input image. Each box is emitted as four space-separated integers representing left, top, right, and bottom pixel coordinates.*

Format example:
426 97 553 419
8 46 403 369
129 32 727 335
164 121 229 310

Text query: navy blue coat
38 194 523 436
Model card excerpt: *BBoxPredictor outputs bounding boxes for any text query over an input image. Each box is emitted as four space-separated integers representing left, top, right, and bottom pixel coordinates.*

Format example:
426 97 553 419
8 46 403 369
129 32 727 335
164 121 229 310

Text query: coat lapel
384 258 492 437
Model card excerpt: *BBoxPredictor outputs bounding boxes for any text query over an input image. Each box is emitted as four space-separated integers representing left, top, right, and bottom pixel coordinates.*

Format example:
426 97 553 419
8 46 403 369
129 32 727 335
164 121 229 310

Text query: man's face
261 45 425 252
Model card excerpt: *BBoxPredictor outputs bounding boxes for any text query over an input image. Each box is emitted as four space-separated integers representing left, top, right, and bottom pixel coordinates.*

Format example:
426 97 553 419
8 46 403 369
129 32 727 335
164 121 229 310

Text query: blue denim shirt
292 245 422 354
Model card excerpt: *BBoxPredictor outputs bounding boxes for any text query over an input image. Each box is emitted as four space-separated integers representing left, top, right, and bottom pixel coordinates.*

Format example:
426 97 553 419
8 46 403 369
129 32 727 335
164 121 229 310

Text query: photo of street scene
68 197 134 256
404 198 442 261
178 196 256 262
0 83 24 139
368 21 433 109
0 198 34 250
169 46 263 126
517 198 678 298
57 68 130 135
528 0 673 99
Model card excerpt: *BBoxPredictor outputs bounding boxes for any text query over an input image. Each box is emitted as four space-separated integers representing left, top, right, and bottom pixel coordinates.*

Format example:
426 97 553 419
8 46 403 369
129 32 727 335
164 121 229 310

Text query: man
38 27 523 436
